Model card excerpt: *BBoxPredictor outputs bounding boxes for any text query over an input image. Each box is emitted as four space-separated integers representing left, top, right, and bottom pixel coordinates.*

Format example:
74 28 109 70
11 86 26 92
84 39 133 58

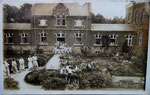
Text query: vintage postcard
1 0 150 94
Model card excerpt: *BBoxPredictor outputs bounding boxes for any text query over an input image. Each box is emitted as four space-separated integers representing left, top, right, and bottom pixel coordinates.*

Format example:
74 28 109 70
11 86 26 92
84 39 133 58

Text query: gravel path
3 54 61 94
46 54 61 69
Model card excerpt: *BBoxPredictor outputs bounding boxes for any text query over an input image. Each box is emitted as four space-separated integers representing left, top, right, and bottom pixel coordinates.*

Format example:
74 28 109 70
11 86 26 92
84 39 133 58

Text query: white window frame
94 34 103 46
20 33 29 44
56 15 66 26
74 20 83 27
39 31 48 45
5 33 14 44
39 19 48 26
74 31 83 45
126 34 133 46
56 32 65 38
109 35 118 46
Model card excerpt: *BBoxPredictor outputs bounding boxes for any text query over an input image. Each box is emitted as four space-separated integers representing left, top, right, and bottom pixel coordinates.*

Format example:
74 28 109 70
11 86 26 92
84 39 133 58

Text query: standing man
3 60 10 77
19 57 25 71
12 58 19 73
28 56 33 71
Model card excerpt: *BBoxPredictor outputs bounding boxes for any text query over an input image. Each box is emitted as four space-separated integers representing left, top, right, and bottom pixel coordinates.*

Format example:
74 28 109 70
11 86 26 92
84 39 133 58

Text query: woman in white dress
28 56 33 70
32 55 39 68
19 57 25 71
12 59 19 73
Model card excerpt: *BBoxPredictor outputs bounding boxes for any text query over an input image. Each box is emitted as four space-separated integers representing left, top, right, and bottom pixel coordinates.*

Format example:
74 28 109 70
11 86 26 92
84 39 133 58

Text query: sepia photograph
1 0 150 94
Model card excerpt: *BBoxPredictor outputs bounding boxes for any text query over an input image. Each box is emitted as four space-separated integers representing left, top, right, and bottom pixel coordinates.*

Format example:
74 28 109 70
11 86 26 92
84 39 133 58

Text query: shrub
24 71 41 85
42 78 67 90
79 72 106 89
24 70 60 85
4 78 19 90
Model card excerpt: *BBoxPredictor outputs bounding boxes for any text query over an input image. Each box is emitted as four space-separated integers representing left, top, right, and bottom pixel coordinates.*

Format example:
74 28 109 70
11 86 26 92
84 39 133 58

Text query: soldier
19 57 25 71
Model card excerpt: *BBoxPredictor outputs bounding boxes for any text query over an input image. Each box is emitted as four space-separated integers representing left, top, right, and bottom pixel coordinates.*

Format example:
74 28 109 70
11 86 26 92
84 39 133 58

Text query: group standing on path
3 55 39 77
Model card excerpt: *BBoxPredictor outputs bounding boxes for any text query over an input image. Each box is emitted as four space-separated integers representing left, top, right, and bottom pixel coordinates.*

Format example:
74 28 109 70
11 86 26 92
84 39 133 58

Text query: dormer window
39 19 47 26
56 15 66 26
74 20 83 27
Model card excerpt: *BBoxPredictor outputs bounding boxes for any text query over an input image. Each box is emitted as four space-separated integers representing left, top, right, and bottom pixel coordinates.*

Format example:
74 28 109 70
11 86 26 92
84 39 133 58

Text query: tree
3 3 32 23
122 40 130 54
3 4 20 23
19 3 32 23
91 13 107 23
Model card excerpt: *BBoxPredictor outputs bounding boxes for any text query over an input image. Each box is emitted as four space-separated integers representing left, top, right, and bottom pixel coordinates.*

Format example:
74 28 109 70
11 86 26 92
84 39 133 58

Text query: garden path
45 54 60 69
3 70 45 94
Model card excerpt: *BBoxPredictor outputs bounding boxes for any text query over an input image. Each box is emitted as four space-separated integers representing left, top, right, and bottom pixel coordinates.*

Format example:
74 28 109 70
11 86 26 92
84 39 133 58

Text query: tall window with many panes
40 31 47 44
56 15 66 26
20 33 28 44
5 33 13 44
95 34 102 45
75 31 82 45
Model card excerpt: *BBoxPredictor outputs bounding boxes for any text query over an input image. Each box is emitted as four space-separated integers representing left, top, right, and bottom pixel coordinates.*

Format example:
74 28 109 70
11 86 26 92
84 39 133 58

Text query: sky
2 0 129 19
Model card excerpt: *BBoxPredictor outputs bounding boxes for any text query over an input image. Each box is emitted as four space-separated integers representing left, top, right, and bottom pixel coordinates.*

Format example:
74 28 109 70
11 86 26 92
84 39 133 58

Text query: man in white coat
28 56 33 70
12 59 19 73
4 60 10 77
19 57 25 71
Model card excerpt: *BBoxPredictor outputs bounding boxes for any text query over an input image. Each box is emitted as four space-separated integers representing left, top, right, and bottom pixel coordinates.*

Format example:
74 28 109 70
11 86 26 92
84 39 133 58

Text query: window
40 31 47 43
141 10 145 23
6 33 13 44
56 32 65 38
21 33 28 44
139 33 142 45
39 19 47 26
75 31 82 45
128 13 131 22
74 20 83 27
56 15 66 26
95 34 102 45
109 35 118 46
56 32 65 44
126 35 133 46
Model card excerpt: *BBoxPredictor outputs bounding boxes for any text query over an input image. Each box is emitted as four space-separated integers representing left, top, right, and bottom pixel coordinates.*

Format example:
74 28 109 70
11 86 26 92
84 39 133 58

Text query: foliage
113 80 135 88
91 13 125 24
130 46 147 72
122 40 130 54
3 3 32 23
42 78 67 90
37 54 53 66
4 78 19 90
79 72 106 89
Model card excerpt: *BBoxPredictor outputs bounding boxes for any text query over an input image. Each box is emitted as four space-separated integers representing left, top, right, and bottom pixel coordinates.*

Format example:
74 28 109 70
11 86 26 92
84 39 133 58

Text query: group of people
58 56 97 83
54 42 72 54
3 55 39 77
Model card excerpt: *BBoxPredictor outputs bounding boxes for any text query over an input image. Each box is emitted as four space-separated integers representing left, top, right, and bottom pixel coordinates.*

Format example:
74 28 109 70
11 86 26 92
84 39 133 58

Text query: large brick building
125 2 150 50
4 2 147 55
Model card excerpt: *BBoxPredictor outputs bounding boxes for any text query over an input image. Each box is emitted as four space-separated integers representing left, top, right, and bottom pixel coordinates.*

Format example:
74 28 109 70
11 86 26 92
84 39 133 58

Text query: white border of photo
0 0 150 94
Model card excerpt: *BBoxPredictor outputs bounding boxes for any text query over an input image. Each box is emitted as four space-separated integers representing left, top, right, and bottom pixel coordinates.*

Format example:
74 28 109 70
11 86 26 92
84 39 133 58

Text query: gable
53 3 69 16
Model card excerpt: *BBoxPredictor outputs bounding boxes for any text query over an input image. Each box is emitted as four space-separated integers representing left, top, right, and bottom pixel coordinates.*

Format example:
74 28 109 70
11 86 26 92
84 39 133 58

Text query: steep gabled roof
91 24 137 32
31 3 91 16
